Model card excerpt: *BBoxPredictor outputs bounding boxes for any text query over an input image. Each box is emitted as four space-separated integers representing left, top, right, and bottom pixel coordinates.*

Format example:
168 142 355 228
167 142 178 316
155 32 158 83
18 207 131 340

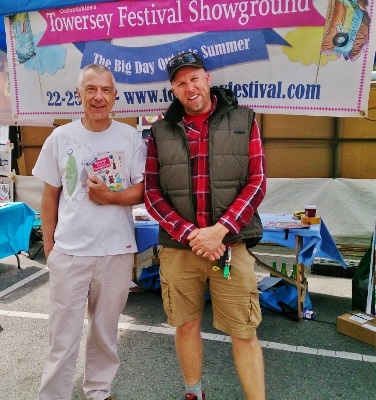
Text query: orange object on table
301 215 321 225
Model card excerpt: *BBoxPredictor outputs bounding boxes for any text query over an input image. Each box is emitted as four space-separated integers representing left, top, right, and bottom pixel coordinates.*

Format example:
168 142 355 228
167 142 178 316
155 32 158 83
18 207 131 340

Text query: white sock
185 381 203 399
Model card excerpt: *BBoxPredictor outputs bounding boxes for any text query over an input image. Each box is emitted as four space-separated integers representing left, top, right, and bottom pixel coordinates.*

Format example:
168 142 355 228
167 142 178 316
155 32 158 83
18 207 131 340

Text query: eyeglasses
168 52 199 70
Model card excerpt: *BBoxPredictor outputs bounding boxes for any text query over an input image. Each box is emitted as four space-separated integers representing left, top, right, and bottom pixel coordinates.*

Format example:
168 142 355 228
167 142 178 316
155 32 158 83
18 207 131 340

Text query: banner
0 50 54 125
0 50 11 121
4 0 376 120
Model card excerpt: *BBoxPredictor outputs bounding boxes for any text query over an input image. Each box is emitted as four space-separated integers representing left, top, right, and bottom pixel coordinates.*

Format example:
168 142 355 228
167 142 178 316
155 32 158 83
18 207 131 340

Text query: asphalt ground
0 239 375 400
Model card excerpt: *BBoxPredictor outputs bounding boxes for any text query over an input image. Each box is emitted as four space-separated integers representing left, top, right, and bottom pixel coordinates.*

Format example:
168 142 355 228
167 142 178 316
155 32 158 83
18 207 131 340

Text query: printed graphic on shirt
84 151 124 192
66 151 78 197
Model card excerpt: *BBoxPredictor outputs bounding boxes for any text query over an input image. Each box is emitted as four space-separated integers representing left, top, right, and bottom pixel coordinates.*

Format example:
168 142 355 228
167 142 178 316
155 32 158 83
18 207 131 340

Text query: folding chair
13 175 45 260
29 211 43 260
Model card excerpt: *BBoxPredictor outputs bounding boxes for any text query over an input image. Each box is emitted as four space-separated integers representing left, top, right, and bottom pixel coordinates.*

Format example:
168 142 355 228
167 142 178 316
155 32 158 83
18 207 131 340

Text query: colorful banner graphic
0 51 11 122
0 50 54 125
80 30 289 84
4 0 376 120
38 0 325 46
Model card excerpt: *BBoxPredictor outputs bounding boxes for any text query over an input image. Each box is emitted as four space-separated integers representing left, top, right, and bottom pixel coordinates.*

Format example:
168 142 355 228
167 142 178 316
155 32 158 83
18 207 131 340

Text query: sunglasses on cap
167 51 205 81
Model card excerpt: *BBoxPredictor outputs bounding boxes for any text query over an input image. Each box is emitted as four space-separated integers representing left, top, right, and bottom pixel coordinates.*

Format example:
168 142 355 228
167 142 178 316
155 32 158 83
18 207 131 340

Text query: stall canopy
0 0 113 52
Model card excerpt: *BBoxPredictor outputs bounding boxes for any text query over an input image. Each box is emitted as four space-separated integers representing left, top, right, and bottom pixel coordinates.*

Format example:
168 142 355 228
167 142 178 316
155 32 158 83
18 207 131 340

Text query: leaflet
84 150 124 192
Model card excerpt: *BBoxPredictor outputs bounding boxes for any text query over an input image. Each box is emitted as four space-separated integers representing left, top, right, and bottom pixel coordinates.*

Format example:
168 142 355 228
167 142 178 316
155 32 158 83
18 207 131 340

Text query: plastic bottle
280 262 287 275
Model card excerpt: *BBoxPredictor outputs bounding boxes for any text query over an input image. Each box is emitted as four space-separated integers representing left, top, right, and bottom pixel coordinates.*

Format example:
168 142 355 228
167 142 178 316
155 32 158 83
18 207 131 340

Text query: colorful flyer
0 182 10 202
0 145 11 175
84 150 124 192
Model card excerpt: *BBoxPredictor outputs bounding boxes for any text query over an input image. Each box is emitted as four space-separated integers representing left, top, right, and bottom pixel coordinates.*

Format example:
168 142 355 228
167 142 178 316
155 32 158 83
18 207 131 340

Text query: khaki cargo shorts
158 242 262 339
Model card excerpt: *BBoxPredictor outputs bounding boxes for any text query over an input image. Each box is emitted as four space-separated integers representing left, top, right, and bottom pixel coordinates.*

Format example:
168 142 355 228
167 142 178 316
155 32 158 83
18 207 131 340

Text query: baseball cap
167 51 205 81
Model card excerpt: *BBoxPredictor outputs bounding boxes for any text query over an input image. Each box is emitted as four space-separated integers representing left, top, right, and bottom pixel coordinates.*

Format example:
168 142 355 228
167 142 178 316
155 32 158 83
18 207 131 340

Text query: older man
34 64 147 400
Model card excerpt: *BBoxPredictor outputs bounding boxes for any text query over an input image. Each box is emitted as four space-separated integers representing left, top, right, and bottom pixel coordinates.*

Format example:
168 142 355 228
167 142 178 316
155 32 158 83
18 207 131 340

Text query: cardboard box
337 311 376 347
21 126 54 146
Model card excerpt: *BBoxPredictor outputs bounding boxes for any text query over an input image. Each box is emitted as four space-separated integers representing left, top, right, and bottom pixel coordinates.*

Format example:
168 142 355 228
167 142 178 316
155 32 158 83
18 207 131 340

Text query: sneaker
183 392 206 400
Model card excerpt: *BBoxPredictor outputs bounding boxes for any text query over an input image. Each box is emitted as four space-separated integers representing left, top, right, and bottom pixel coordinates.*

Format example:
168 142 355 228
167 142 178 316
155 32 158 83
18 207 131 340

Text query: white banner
0 50 54 125
4 0 376 120
0 50 11 122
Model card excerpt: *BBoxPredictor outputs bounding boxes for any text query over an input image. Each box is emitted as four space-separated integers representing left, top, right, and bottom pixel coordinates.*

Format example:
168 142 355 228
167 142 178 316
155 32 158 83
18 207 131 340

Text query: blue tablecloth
133 215 347 269
260 214 347 268
134 220 159 253
0 202 35 259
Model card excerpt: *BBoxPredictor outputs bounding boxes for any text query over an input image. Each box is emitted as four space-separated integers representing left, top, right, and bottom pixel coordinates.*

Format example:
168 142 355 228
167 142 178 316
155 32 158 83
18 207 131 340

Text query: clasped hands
188 223 229 261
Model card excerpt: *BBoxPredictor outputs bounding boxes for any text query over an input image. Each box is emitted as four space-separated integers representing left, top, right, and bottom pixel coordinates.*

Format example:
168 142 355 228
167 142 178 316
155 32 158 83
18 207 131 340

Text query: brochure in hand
84 151 124 192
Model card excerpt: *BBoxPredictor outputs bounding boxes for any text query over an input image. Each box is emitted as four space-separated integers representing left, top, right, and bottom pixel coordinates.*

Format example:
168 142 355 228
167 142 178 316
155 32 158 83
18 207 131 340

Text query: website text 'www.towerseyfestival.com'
121 81 321 105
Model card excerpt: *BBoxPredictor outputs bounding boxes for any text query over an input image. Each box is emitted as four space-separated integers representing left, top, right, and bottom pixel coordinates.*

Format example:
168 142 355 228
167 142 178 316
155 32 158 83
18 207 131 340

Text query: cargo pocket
248 290 262 330
158 267 173 316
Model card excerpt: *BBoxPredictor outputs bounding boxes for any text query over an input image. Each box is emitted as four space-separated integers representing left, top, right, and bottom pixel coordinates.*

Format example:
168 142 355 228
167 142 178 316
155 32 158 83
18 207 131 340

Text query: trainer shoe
183 392 206 400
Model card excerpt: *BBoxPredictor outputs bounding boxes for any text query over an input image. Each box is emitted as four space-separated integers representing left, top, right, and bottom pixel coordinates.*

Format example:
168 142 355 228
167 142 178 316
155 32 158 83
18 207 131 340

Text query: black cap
167 51 205 81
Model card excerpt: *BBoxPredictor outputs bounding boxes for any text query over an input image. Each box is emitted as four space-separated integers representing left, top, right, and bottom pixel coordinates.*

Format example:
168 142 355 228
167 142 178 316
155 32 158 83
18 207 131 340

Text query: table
133 216 346 266
133 220 160 281
259 214 347 269
252 214 347 320
0 202 35 268
132 215 347 320
134 220 160 253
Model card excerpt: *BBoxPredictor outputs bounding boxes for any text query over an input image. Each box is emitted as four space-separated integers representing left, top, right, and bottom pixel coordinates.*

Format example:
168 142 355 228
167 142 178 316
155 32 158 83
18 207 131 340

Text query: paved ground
0 240 375 400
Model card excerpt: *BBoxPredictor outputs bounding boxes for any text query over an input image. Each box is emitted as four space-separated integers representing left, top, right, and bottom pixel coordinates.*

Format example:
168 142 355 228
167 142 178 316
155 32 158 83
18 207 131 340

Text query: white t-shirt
32 119 147 256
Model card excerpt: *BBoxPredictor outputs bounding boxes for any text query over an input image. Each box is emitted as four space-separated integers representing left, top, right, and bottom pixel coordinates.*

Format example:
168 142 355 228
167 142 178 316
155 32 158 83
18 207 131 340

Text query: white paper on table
257 276 282 291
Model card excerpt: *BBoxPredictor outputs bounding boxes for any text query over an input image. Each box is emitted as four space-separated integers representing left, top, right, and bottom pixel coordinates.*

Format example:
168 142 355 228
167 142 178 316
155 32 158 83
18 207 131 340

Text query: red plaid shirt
144 98 266 245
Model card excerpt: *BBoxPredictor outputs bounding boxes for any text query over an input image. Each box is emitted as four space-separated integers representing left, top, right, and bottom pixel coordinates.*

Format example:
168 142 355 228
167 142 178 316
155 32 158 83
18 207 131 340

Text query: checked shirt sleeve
144 133 196 245
218 120 266 234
